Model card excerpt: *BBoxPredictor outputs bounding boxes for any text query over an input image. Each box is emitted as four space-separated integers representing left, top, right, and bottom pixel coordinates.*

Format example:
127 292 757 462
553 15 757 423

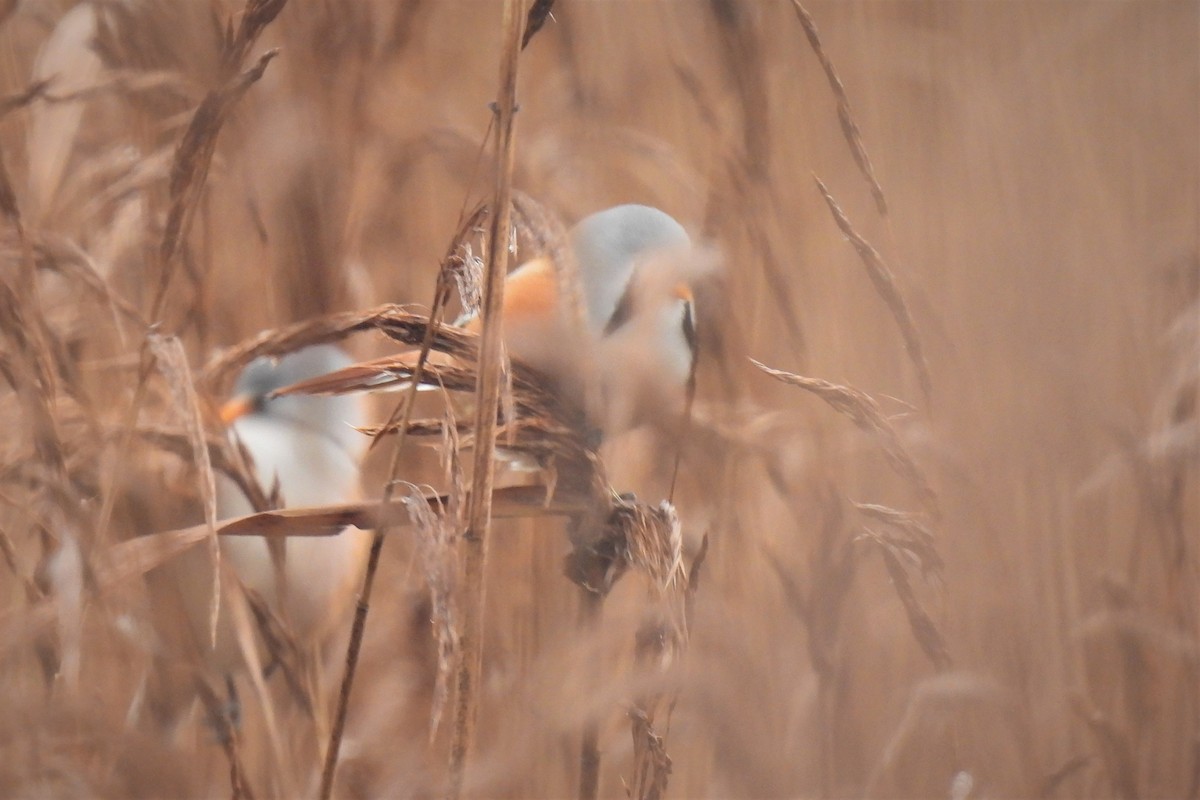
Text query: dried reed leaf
223 0 288 74
521 0 555 50
813 176 932 406
863 530 951 670
201 305 472 389
790 1 888 215
154 48 279 318
752 358 939 516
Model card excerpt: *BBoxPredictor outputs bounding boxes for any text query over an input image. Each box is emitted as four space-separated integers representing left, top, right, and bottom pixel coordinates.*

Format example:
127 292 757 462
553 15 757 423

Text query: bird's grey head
570 204 691 331
228 345 367 458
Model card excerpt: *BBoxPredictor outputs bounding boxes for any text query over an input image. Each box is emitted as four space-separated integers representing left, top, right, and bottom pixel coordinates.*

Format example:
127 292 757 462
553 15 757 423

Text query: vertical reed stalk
446 2 527 797
577 589 604 800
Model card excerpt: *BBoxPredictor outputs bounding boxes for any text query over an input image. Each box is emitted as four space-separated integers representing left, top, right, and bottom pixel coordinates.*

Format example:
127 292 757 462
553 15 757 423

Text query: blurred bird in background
147 345 370 739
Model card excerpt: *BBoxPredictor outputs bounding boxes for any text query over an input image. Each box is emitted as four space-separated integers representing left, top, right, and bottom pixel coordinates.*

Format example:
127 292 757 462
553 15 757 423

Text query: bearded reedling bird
464 203 699 436
283 204 703 443
154 345 370 727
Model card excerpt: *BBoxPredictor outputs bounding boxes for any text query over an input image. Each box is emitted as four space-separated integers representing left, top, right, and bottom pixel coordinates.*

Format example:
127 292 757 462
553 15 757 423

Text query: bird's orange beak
219 395 255 425
672 283 694 303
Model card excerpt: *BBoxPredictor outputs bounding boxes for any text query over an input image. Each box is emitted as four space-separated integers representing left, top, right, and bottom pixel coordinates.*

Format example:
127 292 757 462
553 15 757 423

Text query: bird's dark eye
252 394 268 414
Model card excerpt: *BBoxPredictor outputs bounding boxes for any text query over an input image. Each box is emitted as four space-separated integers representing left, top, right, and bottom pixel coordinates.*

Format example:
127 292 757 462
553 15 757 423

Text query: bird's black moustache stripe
681 299 697 360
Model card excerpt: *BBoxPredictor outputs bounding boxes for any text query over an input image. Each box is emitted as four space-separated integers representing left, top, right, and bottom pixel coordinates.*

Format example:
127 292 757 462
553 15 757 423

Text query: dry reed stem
813 176 933 407
765 486 859 796
627 504 690 800
628 707 672 800
561 497 697 800
447 2 526 794
1072 694 1139 800
576 589 604 800
709 0 770 180
1038 754 1093 799
0 77 53 119
324 208 492 800
196 678 257 800
789 0 888 216
751 358 939 517
146 333 221 644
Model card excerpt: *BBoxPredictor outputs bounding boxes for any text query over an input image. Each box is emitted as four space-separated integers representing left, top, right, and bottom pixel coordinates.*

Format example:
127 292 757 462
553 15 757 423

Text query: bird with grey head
149 345 370 732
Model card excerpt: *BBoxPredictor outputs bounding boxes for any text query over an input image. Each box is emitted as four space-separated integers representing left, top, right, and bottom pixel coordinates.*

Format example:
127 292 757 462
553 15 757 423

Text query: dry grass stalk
628 707 672 800
860 529 951 670
146 333 220 644
562 498 698 800
0 77 54 120
1038 754 1093 799
853 501 942 577
751 358 939 517
813 176 933 406
447 2 527 794
1072 694 1139 800
403 487 459 741
764 486 860 795
195 678 257 800
708 0 771 180
152 47 278 319
622 503 692 799
318 206 494 800
576 588 604 800
789 0 888 215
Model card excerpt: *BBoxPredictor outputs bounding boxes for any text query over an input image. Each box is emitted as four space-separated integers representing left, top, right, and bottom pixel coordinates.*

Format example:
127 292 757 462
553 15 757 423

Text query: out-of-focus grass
0 1 1195 798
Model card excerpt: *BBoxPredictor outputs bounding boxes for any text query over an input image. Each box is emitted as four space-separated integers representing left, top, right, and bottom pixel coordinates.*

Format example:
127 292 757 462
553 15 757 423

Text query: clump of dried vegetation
0 1 1195 799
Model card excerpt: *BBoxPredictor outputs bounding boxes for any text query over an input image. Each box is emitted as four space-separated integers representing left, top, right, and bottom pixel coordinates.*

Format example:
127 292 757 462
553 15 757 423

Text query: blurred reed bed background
0 0 1195 798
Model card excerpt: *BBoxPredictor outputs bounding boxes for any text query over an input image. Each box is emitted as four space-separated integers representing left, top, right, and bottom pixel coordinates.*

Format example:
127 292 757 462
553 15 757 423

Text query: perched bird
151 345 370 725
283 204 705 442
462 203 699 436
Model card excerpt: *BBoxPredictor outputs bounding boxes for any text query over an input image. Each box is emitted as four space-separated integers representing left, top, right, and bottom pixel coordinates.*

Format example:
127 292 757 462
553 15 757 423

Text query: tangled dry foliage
0 1 1196 798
